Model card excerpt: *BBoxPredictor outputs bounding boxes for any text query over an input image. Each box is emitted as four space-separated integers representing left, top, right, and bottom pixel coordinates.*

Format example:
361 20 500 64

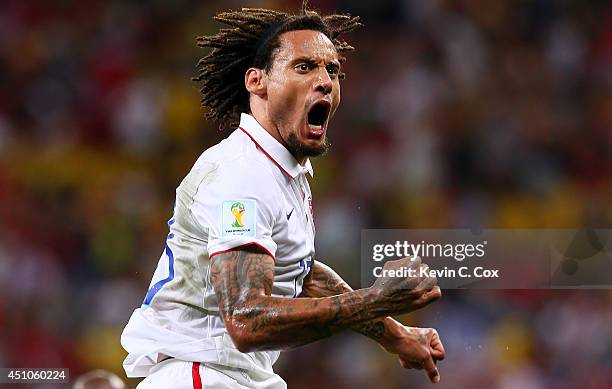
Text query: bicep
210 245 275 318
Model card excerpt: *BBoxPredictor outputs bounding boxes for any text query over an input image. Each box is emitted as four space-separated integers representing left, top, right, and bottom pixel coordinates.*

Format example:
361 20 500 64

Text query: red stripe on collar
239 126 293 178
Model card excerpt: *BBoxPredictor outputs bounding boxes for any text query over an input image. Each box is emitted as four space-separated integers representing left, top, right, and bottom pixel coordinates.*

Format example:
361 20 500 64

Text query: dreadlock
193 1 362 130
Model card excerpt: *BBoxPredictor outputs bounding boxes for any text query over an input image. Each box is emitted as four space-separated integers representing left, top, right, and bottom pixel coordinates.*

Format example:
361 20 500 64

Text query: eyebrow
291 56 341 67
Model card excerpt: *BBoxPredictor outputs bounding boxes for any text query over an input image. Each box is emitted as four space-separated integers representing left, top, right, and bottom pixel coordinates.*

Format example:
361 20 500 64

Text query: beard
286 132 331 158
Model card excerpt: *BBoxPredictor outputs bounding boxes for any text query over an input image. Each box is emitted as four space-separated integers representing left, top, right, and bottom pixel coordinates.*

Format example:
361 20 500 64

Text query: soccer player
121 3 445 388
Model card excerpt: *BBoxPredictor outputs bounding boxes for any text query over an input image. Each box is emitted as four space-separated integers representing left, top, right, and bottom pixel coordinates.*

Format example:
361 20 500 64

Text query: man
122 3 445 388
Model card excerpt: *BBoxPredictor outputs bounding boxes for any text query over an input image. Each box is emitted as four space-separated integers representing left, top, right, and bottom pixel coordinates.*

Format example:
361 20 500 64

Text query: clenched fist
378 318 446 383
372 256 441 314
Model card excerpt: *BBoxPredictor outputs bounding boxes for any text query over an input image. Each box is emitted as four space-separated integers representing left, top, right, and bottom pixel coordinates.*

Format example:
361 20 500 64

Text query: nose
313 69 333 95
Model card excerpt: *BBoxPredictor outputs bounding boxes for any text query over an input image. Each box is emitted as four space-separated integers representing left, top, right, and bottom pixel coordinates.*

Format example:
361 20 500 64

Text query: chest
273 174 315 265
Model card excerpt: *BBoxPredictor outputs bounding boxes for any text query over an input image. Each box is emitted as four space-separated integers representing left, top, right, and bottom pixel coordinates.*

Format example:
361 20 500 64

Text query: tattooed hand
300 260 442 344
371 256 441 314
298 259 444 381
379 318 445 383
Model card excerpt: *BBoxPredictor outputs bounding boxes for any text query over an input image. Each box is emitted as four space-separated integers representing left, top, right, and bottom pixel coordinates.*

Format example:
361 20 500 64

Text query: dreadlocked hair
193 1 362 130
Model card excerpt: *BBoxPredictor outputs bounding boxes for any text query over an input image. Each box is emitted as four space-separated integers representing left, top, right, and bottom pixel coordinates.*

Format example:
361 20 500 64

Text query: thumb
431 347 445 361
416 286 442 307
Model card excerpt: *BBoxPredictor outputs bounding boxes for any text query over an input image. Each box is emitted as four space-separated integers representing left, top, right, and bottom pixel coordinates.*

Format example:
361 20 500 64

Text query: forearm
226 289 390 351
211 250 404 352
300 261 404 345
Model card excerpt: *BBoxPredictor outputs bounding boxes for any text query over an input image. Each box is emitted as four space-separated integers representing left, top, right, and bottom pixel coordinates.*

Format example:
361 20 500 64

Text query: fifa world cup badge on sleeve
222 199 257 237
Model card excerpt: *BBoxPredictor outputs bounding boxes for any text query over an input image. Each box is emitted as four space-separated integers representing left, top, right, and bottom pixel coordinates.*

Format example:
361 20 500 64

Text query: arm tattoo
300 260 389 341
357 321 386 340
210 247 392 352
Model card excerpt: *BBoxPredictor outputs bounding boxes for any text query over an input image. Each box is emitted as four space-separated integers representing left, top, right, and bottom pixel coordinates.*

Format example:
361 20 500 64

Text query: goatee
286 132 330 159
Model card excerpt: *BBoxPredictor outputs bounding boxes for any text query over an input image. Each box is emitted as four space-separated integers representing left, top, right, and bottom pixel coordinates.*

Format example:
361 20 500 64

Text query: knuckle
385 258 400 268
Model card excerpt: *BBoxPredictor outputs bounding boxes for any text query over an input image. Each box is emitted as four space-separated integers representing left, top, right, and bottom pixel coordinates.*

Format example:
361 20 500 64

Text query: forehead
274 30 339 62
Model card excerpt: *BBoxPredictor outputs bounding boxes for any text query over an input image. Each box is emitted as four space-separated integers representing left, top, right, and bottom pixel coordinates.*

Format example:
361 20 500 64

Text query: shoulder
187 130 281 203
197 130 271 172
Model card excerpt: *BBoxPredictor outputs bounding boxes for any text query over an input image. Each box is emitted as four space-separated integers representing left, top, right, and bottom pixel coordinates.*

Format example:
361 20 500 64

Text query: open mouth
307 100 331 132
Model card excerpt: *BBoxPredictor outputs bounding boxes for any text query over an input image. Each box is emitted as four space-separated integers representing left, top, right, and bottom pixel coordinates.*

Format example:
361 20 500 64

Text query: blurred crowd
0 0 610 388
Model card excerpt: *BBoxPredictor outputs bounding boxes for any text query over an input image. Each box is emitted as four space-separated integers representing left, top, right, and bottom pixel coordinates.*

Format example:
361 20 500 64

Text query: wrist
378 317 406 351
366 286 389 310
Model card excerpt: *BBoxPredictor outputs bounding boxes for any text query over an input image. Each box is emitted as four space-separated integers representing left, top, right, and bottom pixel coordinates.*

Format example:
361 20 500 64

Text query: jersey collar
238 113 314 179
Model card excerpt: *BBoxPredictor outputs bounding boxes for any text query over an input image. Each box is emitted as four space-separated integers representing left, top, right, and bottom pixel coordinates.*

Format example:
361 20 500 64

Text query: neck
248 109 307 165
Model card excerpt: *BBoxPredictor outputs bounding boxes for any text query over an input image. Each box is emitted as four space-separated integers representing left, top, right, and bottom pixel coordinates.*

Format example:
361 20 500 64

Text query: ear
245 68 267 97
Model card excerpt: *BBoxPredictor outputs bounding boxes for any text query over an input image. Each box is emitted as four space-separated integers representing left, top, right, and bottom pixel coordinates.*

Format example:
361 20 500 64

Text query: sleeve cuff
208 236 276 260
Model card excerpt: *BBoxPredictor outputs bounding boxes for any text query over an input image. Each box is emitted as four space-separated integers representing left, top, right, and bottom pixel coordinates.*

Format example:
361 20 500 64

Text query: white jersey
121 113 316 378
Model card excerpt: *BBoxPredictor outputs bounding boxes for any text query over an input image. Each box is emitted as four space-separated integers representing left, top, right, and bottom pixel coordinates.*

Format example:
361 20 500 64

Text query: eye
326 64 340 77
296 63 311 73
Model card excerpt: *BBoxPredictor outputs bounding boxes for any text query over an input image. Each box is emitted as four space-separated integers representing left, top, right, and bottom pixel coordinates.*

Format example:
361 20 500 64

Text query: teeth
309 124 322 131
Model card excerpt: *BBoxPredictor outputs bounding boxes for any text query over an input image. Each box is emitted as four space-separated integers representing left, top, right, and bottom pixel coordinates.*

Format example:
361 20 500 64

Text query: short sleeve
190 158 279 259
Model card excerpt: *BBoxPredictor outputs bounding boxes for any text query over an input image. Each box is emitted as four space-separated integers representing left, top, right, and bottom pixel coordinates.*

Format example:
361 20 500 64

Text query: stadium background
0 0 611 388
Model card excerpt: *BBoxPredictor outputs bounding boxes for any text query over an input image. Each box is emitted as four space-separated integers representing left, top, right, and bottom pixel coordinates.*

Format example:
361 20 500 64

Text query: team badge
222 199 256 237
